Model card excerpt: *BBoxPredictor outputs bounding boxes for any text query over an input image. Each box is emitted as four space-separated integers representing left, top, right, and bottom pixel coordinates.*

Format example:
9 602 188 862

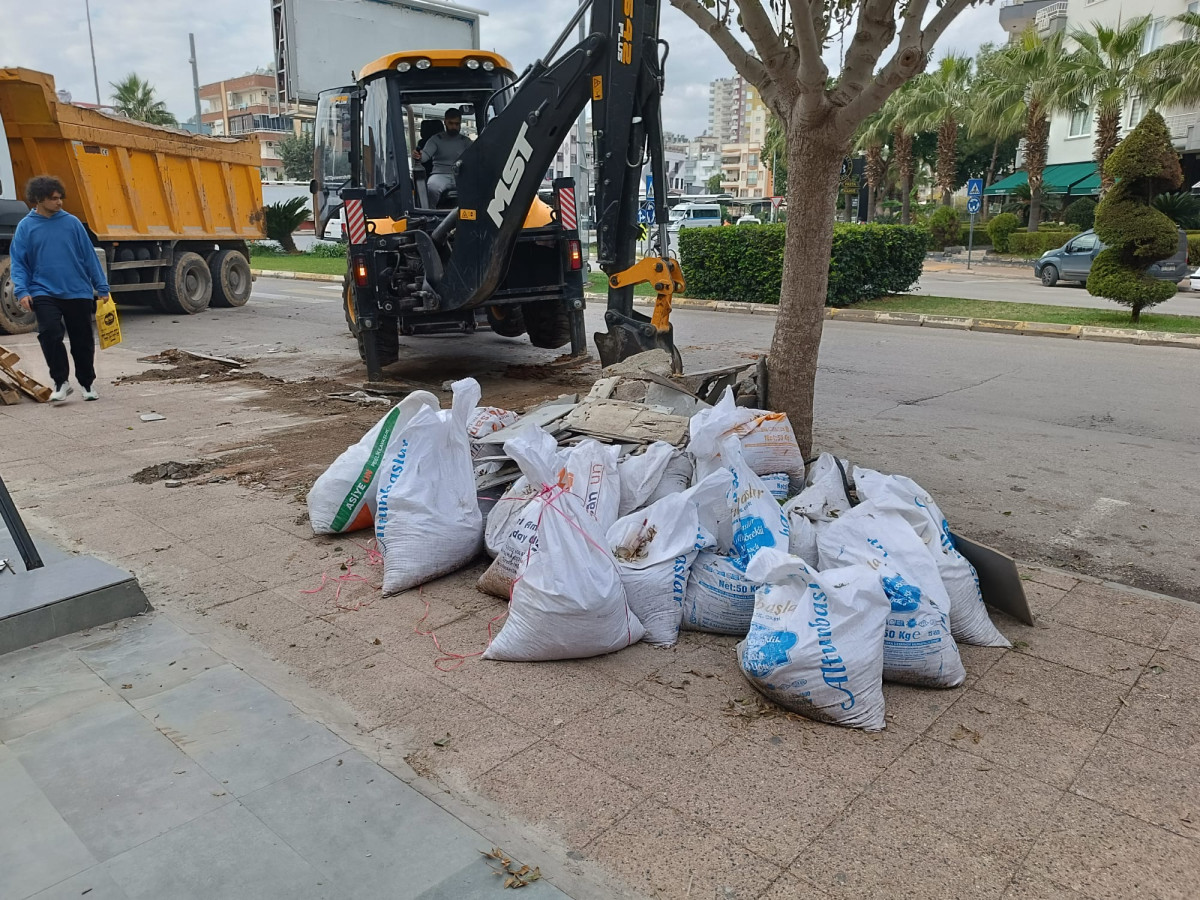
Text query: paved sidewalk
1 613 570 900
2 341 1199 899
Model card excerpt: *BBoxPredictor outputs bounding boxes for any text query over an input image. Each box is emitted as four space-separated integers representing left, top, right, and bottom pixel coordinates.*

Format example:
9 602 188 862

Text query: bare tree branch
834 0 900 107
736 0 790 75
840 0 974 129
668 0 770 87
788 0 829 92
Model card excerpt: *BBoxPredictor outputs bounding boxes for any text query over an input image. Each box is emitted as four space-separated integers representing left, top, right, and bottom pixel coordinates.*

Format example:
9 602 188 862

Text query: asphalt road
111 276 1200 602
915 267 1200 317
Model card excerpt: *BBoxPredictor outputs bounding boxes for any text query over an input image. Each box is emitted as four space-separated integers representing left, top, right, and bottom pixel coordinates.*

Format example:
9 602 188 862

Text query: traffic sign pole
965 180 984 271
968 212 976 270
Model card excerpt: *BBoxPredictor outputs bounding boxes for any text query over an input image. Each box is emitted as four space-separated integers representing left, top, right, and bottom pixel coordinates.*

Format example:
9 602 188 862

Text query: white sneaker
81 384 99 401
49 383 73 402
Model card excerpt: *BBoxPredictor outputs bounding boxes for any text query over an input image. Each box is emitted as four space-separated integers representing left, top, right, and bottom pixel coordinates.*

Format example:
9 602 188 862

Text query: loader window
315 94 351 182
361 78 401 192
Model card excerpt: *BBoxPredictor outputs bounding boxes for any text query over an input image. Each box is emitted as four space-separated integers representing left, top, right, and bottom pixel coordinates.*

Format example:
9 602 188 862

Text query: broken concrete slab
562 400 690 445
601 349 675 379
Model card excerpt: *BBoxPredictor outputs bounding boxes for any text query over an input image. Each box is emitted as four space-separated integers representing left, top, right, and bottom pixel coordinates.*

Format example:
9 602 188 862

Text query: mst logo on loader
488 122 535 227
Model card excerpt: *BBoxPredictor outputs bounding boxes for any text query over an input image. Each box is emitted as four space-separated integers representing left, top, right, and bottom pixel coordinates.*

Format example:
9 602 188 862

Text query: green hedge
679 223 926 307
1007 230 1078 256
1188 231 1200 266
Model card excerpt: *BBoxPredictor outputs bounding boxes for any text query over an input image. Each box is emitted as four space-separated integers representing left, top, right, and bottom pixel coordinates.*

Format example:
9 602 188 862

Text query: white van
668 203 722 231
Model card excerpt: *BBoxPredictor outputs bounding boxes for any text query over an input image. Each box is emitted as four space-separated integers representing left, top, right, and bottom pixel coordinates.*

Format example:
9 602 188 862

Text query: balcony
1034 1 1067 35
1163 111 1200 151
998 0 1055 37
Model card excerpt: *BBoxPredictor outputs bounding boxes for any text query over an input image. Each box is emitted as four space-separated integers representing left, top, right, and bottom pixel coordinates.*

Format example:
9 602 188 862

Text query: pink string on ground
300 538 385 611
412 587 508 672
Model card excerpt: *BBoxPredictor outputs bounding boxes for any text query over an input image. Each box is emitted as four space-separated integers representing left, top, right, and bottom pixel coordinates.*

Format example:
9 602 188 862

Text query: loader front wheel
522 299 572 349
485 304 526 337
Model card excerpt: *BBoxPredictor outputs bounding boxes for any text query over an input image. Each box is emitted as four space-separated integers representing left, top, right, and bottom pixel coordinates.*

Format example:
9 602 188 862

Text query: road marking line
1052 497 1130 549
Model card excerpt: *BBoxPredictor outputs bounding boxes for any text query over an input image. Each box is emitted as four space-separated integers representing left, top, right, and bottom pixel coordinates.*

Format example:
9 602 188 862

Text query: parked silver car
1033 228 1190 287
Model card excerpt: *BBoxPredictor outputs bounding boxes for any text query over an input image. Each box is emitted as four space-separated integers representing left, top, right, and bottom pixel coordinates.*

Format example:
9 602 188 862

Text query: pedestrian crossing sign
967 178 984 198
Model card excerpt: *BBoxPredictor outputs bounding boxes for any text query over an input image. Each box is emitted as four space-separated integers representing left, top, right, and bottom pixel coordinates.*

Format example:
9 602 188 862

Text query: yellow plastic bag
96 295 122 350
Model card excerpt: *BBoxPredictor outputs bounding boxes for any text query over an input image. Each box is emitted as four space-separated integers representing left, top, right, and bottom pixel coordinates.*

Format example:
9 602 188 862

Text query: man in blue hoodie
11 175 110 402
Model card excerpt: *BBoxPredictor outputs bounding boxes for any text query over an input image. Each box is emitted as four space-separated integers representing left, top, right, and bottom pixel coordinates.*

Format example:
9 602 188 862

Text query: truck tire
522 299 572 349
0 257 37 334
485 304 526 337
162 252 212 314
343 274 399 366
209 249 252 307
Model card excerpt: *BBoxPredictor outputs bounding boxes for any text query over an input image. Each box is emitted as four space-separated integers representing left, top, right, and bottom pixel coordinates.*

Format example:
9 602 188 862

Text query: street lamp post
84 0 101 106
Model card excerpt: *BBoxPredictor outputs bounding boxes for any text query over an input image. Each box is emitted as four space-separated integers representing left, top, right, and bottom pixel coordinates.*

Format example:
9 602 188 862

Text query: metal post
574 0 590 264
189 33 203 131
84 0 101 106
0 475 44 571
968 212 976 270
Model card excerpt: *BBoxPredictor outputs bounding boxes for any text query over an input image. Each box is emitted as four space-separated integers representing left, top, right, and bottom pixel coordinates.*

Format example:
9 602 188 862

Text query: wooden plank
0 346 52 402
0 370 21 405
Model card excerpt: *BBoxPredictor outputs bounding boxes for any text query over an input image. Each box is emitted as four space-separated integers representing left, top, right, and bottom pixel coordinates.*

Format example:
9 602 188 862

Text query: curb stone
252 269 344 283
1019 322 1082 339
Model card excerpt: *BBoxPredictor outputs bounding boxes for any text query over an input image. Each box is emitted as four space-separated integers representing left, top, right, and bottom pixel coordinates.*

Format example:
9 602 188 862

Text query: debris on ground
131 461 217 484
480 848 541 889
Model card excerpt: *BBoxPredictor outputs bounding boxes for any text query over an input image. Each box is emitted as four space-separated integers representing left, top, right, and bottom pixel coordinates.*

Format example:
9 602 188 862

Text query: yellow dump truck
0 67 265 334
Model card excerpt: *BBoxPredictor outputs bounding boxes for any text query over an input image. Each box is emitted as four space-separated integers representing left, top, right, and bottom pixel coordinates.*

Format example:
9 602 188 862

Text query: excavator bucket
596 256 685 372
594 308 682 372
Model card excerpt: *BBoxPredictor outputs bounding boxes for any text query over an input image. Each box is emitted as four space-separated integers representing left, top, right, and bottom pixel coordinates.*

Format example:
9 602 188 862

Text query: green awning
984 170 1026 195
1044 162 1099 194
982 161 1099 196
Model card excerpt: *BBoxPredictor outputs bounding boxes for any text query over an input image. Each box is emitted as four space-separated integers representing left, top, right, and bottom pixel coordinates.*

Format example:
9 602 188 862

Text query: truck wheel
343 274 399 365
162 252 212 314
0 258 37 335
522 299 572 349
209 249 253 307
486 304 526 337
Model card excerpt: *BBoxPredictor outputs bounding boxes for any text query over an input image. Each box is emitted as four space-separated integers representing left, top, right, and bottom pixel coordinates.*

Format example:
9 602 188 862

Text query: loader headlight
482 61 495 72
396 61 411 72
465 59 480 70
415 58 432 70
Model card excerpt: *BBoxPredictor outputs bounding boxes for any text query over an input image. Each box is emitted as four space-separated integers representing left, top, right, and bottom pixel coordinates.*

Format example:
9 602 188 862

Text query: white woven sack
308 391 439 534
376 380 484 595
643 450 695 506
617 441 676 517
681 551 759 635
739 548 889 731
785 453 853 524
724 436 790 572
761 472 790 500
688 388 804 489
608 469 733 647
852 466 1010 648
817 501 965 688
484 430 643 661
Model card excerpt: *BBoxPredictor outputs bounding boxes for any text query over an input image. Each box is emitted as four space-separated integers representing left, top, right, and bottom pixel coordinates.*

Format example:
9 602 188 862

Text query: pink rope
300 539 385 611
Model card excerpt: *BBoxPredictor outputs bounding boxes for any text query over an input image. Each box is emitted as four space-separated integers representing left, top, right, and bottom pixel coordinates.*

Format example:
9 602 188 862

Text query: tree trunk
937 116 958 207
1096 105 1121 195
1025 101 1049 233
866 185 877 222
894 125 914 225
865 144 886 224
982 137 1000 224
767 128 846 458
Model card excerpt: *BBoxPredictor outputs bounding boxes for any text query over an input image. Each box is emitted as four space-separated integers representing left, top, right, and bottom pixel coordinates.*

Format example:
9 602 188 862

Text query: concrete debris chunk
563 399 690 446
600 349 675 378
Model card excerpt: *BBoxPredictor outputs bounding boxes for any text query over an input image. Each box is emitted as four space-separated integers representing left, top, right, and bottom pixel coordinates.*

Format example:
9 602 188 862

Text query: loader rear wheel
209 249 252 307
162 252 212 315
522 299 572 349
485 304 526 337
343 274 399 366
0 257 37 335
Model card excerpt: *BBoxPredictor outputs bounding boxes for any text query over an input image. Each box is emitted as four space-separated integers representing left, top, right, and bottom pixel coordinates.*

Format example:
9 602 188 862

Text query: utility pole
188 33 203 131
84 0 101 106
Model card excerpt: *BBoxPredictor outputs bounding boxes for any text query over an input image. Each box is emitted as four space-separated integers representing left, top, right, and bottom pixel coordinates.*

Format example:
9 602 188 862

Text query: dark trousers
32 297 96 389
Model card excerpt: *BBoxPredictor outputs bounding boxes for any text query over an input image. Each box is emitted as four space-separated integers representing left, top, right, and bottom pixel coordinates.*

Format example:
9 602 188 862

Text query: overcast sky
1 0 1006 136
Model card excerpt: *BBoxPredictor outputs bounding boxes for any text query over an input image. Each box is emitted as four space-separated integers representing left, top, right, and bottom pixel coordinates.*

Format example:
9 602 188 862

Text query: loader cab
313 51 518 235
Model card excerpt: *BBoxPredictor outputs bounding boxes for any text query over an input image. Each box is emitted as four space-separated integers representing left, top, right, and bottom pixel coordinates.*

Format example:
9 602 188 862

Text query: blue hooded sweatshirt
10 209 110 300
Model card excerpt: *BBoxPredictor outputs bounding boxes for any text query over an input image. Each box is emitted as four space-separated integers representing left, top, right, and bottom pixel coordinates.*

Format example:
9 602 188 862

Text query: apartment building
199 73 312 181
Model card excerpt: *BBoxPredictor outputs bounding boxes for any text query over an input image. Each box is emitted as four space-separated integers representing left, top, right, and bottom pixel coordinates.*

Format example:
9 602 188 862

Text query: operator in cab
414 108 472 208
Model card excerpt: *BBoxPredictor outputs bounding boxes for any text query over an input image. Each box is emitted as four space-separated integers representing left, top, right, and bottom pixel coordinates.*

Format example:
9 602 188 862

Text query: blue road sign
637 208 654 225
967 178 984 198
967 197 981 215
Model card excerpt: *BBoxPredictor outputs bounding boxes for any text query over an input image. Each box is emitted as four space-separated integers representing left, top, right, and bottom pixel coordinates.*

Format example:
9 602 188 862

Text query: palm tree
110 73 177 126
900 54 974 206
1062 16 1156 194
853 110 890 223
972 30 1070 231
1147 12 1200 107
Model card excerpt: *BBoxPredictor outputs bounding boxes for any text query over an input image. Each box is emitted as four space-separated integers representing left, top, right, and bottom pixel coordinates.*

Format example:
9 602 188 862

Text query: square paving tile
1001 871 1088 899
1047 582 1178 650
1160 605 1200 663
926 688 1102 790
132 664 348 796
973 653 1130 732
9 701 230 861
101 801 331 900
1019 569 1079 592
310 652 444 732
0 641 120 742
1107 651 1200 766
264 619 378 676
1002 616 1154 686
789 796 1016 899
242 752 493 900
1071 734 1200 841
477 742 645 848
865 737 1063 863
588 801 782 900
0 744 98 900
1024 793 1199 900
26 868 131 900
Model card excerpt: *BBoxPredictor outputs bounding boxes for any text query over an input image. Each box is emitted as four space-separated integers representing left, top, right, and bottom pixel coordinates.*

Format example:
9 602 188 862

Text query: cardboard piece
951 532 1034 626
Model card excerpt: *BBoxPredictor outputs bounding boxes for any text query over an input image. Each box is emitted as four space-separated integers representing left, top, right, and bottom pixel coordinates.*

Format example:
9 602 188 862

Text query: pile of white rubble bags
307 377 1010 732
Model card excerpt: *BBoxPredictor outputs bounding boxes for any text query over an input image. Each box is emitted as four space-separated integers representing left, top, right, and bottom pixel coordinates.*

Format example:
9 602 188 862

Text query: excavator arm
419 0 682 369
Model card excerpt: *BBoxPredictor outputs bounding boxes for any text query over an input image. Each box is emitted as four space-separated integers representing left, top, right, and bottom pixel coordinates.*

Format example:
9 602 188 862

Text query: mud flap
593 308 682 373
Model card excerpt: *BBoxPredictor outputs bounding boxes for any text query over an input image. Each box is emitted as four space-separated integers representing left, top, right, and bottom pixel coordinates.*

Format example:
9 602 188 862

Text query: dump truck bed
0 68 264 243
